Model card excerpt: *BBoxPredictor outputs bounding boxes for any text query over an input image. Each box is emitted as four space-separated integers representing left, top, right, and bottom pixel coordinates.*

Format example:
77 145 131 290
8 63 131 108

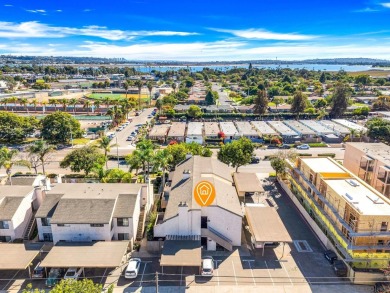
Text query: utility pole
116 135 119 168
155 272 159 293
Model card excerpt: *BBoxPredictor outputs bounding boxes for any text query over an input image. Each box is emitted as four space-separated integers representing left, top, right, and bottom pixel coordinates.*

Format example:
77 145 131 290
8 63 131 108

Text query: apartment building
286 157 390 269
36 183 150 244
344 142 390 199
186 122 204 144
154 156 242 251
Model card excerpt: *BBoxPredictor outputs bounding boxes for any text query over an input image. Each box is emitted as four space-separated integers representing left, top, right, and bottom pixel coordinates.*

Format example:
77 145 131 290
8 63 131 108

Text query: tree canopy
366 118 390 143
217 137 254 172
254 90 268 114
41 112 82 144
290 91 307 115
187 105 202 118
330 83 350 118
0 111 38 143
60 146 106 175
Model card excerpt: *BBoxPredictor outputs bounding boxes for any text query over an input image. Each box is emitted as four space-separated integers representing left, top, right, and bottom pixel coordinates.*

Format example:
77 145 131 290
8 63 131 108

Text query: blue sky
0 0 390 61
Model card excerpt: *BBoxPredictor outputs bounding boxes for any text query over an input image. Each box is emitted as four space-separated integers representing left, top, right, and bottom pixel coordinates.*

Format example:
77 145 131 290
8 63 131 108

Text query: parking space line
246 260 256 286
264 261 274 286
280 262 293 285
140 262 148 284
215 260 221 286
296 261 311 285
3 270 19 291
231 260 237 285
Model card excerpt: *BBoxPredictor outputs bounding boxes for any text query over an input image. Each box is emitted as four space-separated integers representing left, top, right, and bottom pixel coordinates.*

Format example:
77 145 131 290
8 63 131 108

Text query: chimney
182 170 191 180
185 153 192 159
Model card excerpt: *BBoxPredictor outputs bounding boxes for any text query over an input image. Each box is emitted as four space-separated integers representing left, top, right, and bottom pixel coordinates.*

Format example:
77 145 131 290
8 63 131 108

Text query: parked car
201 256 214 276
64 267 83 280
279 144 291 149
135 111 141 116
125 258 141 279
45 268 64 287
332 260 348 277
32 262 46 279
267 145 278 149
147 115 153 118
250 156 260 164
296 144 310 150
324 250 337 264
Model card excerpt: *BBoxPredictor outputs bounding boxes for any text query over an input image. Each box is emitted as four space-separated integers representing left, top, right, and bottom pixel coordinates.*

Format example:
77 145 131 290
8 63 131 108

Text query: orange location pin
194 181 216 207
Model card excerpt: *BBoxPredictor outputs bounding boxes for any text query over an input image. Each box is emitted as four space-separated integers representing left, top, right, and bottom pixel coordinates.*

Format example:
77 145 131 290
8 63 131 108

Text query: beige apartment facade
287 157 390 269
344 142 390 199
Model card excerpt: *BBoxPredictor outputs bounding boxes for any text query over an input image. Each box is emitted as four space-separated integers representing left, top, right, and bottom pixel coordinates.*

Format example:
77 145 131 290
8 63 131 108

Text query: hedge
317 153 336 158
308 143 328 147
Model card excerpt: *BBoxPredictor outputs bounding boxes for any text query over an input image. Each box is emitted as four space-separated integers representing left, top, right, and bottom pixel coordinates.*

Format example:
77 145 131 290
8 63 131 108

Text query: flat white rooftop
204 122 220 136
187 122 203 136
148 124 171 137
284 121 316 136
319 120 351 135
300 120 335 135
251 121 278 136
301 157 346 174
325 178 390 216
219 122 239 136
268 121 298 137
332 119 367 132
235 122 258 136
167 122 186 137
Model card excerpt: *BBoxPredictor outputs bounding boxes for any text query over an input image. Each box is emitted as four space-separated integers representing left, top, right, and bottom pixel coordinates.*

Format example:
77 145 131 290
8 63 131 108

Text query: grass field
347 70 390 77
351 102 369 107
87 93 150 101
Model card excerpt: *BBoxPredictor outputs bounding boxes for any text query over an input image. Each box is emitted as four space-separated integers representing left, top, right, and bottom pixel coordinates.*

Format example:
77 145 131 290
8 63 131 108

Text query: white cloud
211 28 317 40
83 9 93 12
4 4 13 7
2 41 390 61
56 10 62 12
25 9 46 13
353 7 379 12
0 21 198 40
380 3 390 8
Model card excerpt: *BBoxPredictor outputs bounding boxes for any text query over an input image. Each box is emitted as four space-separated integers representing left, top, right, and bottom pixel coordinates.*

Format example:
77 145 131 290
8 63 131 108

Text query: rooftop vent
366 194 385 204
346 179 359 187
345 193 359 204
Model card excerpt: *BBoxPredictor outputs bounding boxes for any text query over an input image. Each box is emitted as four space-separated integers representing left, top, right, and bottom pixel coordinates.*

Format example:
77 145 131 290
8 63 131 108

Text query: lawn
351 103 369 107
87 93 150 101
72 138 91 145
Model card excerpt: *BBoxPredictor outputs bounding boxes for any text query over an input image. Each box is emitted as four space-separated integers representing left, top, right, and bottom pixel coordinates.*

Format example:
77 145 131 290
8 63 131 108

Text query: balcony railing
377 175 390 185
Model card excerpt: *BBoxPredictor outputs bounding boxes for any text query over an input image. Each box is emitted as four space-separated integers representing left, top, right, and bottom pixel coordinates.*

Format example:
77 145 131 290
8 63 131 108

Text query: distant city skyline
0 0 390 61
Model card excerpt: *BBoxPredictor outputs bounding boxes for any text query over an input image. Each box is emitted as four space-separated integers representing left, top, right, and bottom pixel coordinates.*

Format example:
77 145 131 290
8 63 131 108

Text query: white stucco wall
203 206 242 246
154 209 201 237
51 224 112 243
37 218 52 241
185 136 203 144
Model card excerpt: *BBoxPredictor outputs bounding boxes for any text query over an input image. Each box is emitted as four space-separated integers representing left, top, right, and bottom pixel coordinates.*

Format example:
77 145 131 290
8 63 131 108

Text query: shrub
297 153 312 157
308 142 328 147
318 153 336 158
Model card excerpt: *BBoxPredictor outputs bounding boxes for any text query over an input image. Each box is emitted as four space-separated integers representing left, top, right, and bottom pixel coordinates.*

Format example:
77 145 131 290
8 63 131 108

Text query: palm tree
103 97 111 109
1 98 8 111
27 140 55 174
171 82 177 94
49 99 58 111
69 98 78 114
126 153 142 176
146 82 153 106
93 100 101 113
132 139 155 182
123 81 129 99
41 101 47 114
153 149 173 190
96 136 117 169
84 100 91 114
30 99 38 112
19 98 28 113
0 147 31 185
8 96 17 111
59 98 68 111
134 80 143 110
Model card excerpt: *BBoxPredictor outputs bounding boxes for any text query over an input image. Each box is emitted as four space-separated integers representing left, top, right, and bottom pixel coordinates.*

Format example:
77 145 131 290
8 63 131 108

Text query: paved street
212 83 230 105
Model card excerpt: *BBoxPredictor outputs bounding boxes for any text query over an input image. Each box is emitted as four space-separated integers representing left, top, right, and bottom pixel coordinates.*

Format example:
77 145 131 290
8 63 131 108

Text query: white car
64 268 83 280
296 144 310 150
201 257 214 276
125 258 141 279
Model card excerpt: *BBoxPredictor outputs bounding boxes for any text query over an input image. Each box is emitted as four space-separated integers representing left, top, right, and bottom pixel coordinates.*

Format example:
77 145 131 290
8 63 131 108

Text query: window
57 224 70 227
117 218 129 227
0 221 9 229
90 224 104 227
381 222 388 232
41 218 51 226
43 233 53 242
0 236 11 242
118 233 129 240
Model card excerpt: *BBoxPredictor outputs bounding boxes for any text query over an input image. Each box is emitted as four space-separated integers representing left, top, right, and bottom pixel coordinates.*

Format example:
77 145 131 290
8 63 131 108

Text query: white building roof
167 122 186 138
204 122 220 136
319 120 351 135
251 121 278 136
267 121 298 137
332 119 367 132
235 122 259 137
219 122 239 136
299 120 335 135
186 122 203 136
284 121 316 136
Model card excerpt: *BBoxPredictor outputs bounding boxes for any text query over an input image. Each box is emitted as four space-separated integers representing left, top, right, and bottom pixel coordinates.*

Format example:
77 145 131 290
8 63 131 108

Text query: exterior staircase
136 208 146 241
201 226 233 251
23 212 37 241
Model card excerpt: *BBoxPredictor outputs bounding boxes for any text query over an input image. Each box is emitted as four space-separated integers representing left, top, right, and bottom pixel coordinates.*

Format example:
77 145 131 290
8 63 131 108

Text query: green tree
319 72 326 84
146 81 153 105
273 97 283 110
330 83 350 118
60 146 106 175
354 74 371 89
27 140 55 174
205 91 215 105
101 168 133 183
153 149 173 189
23 279 104 293
314 98 327 110
187 105 202 118
0 111 38 143
291 91 307 116
254 90 268 114
123 80 130 99
69 98 78 114
134 79 144 109
217 137 254 172
366 118 390 143
41 112 82 144
96 136 118 169
0 147 31 184
271 157 287 177
130 139 155 180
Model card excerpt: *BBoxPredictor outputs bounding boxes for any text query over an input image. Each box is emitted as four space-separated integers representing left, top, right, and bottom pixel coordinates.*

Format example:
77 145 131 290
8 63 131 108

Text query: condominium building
344 142 390 199
285 157 390 269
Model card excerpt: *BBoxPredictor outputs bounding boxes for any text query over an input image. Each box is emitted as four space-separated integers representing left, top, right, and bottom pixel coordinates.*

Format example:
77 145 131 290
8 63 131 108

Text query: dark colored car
324 250 338 264
267 145 278 149
250 156 260 164
279 144 291 149
32 262 46 279
333 260 348 277
45 268 64 287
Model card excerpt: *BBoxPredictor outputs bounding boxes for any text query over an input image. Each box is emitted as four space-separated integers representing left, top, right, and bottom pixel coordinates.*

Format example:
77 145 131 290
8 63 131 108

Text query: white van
125 258 141 279
201 256 214 276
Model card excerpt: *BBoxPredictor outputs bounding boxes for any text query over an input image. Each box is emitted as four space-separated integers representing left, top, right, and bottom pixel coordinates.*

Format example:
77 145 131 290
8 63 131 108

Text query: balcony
201 226 233 251
377 175 390 185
